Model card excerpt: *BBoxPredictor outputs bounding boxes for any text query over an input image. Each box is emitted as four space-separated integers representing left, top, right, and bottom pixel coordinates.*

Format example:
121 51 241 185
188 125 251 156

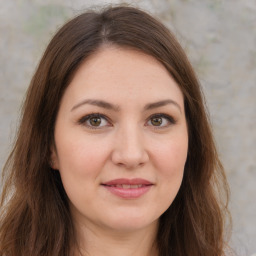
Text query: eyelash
146 113 176 128
78 113 111 129
78 112 176 129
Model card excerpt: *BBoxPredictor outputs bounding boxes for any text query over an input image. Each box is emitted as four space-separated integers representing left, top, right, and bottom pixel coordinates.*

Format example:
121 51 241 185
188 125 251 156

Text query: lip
101 178 153 199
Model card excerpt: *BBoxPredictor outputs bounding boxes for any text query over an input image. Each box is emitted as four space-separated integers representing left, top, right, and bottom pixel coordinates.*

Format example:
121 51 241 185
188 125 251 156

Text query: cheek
55 132 110 180
152 136 188 195
55 136 111 207
154 136 188 172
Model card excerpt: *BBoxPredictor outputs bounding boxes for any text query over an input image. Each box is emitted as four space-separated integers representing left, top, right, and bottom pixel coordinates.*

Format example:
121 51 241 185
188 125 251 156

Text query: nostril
111 137 149 168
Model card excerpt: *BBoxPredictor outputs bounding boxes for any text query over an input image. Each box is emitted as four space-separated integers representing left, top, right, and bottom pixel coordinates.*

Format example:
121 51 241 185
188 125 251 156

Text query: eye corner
77 113 112 129
146 113 177 128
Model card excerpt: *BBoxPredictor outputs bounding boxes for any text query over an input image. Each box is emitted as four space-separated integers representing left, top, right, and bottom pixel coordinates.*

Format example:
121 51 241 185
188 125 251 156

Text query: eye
78 113 111 129
146 114 176 128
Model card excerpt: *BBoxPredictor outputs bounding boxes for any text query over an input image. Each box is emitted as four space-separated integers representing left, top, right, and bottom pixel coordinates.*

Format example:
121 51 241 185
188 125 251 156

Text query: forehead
62 46 184 109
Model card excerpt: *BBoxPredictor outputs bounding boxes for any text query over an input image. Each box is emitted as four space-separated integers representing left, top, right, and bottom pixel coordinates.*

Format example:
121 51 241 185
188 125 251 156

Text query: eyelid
77 112 176 129
146 113 176 127
78 113 112 129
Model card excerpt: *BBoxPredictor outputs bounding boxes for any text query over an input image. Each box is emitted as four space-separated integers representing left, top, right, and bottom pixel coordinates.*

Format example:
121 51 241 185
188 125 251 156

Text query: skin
52 46 188 256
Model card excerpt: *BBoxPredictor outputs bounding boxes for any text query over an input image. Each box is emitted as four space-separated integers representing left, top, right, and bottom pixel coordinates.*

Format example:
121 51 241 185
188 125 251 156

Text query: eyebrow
144 99 182 113
71 99 120 112
71 98 182 113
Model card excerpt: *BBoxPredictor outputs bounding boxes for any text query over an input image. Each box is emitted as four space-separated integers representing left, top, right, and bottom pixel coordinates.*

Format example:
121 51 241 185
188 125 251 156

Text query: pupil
90 117 101 126
152 117 162 126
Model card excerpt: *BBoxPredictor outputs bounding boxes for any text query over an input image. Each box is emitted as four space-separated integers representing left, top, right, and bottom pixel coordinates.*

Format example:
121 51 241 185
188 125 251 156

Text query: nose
111 124 149 169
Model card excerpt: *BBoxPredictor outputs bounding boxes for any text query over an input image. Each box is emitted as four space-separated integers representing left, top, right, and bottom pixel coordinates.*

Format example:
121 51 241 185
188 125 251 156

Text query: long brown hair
0 5 231 256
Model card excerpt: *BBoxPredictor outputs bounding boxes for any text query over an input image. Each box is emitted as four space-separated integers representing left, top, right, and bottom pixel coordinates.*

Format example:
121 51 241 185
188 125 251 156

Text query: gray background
0 0 255 255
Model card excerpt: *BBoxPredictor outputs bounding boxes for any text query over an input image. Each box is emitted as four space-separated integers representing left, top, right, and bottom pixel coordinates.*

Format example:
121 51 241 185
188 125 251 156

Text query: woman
0 5 231 256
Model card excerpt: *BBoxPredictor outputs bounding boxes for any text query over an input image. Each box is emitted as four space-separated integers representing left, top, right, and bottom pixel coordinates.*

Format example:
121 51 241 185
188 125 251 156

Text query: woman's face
52 46 188 233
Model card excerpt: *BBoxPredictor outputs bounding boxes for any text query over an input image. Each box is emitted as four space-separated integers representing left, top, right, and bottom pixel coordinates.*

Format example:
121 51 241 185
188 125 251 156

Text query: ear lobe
50 147 59 170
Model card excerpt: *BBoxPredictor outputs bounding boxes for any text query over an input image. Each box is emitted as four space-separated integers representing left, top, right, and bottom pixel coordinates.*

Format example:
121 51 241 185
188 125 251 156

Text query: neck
73 220 159 256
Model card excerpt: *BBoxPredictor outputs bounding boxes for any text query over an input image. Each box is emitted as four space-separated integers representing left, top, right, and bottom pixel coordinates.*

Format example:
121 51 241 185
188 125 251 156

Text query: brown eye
89 117 102 126
78 113 110 129
151 117 162 126
146 114 176 128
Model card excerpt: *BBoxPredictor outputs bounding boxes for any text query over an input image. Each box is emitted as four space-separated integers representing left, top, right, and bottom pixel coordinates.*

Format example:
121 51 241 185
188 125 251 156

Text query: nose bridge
111 122 149 168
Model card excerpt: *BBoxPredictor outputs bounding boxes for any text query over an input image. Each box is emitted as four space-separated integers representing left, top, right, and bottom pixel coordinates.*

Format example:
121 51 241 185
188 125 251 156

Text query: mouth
101 178 153 199
103 184 149 189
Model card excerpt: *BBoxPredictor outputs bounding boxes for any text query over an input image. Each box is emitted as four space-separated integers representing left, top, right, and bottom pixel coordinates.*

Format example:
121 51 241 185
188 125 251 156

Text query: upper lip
102 178 153 186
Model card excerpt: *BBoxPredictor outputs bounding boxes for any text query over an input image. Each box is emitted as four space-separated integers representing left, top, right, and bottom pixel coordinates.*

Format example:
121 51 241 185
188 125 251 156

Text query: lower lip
102 185 152 199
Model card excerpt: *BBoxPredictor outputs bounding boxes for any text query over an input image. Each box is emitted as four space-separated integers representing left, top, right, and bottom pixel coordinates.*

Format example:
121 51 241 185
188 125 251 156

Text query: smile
105 184 146 188
101 178 153 199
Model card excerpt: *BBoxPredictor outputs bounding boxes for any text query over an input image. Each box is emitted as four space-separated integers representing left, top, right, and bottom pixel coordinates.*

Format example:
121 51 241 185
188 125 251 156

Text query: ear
50 145 60 170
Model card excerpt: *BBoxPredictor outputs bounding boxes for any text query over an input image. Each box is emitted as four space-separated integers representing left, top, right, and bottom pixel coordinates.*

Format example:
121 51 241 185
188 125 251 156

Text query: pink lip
101 178 153 199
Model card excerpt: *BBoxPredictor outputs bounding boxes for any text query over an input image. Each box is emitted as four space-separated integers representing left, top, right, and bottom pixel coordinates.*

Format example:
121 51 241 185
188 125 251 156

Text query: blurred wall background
0 0 255 255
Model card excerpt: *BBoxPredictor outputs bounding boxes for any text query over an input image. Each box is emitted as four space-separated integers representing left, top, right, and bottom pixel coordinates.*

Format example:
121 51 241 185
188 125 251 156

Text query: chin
100 213 159 233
